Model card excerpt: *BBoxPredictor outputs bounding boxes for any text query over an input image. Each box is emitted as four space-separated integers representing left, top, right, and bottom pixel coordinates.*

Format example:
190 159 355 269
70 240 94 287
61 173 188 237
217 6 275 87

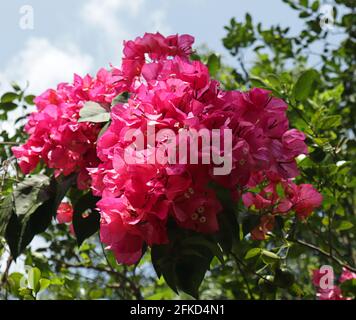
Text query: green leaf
276 183 285 198
292 69 319 101
151 226 215 298
274 268 295 288
249 76 269 89
310 147 326 162
7 272 24 298
266 73 281 88
175 254 211 299
257 276 276 294
207 54 221 77
11 82 21 92
0 102 18 111
4 174 75 259
0 196 14 237
1 92 18 103
28 267 41 293
299 0 308 7
24 95 36 105
210 182 238 253
261 250 280 264
151 245 178 293
242 214 261 236
39 278 51 292
72 192 101 246
299 11 311 18
311 1 319 11
13 174 51 217
78 101 110 123
182 236 224 263
288 283 304 297
97 121 111 140
244 248 262 260
340 278 356 298
111 92 129 106
335 220 354 232
319 115 342 130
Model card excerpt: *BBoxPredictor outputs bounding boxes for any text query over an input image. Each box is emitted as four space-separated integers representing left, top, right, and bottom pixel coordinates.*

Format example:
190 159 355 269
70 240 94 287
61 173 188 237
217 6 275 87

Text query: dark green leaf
0 196 14 237
1 92 18 103
242 214 261 236
4 174 75 258
151 225 215 298
72 192 101 246
0 102 18 111
111 92 129 106
97 121 111 140
274 268 295 288
24 95 36 105
340 278 356 297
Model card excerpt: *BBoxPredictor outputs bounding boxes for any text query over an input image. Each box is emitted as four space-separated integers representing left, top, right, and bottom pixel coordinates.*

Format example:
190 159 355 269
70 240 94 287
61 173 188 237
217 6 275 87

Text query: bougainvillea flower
12 68 126 188
339 267 356 283
56 202 74 224
251 215 275 240
14 32 323 266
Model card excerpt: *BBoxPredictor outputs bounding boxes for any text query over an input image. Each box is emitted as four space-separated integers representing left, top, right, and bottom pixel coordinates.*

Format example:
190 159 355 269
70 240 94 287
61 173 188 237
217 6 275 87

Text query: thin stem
0 255 13 299
292 239 356 273
0 142 20 146
235 258 255 299
54 259 143 300
231 252 273 284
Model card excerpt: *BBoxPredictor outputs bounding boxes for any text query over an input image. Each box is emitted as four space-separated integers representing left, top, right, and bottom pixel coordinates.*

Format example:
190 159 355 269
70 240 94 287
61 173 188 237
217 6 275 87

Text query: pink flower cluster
243 180 323 240
312 267 356 300
87 33 322 264
12 68 125 189
14 33 323 265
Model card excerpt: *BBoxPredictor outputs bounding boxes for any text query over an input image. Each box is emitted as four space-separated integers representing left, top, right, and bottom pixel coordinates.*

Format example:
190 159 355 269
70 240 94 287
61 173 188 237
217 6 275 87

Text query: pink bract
14 32 323 266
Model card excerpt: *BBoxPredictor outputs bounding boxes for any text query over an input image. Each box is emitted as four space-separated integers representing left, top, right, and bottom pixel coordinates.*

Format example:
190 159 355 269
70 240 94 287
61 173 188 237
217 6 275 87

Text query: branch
0 142 19 146
234 257 255 299
231 252 274 284
0 255 13 290
292 239 356 273
53 260 143 300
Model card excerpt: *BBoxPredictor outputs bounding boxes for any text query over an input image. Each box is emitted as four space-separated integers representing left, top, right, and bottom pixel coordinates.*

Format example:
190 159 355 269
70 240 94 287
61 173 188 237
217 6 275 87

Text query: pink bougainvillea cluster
312 267 356 300
13 33 322 265
12 67 125 189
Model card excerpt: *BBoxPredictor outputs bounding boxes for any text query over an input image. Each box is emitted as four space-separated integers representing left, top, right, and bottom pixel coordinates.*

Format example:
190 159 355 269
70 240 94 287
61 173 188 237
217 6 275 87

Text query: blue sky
0 0 306 95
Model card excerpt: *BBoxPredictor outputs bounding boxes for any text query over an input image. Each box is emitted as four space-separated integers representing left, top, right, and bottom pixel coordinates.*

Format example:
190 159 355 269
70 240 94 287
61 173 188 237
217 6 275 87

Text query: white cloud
0 37 93 135
0 37 93 95
80 0 171 62
148 9 171 35
81 0 145 42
